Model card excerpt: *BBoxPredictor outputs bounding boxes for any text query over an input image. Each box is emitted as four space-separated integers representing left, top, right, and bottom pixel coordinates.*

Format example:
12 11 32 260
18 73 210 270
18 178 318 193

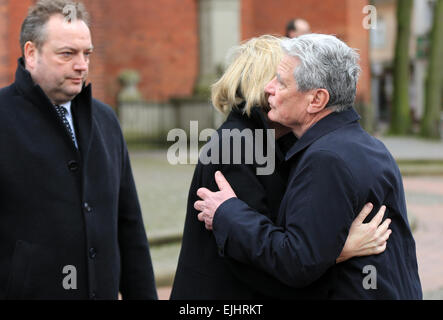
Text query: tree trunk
420 0 443 139
390 0 413 134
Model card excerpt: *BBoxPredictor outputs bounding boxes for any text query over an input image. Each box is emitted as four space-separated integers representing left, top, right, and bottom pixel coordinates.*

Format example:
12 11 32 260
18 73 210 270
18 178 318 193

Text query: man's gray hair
281 34 361 112
20 0 90 56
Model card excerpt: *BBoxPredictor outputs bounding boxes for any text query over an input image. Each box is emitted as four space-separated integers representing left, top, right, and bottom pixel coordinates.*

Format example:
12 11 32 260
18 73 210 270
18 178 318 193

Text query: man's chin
55 90 82 104
66 86 83 96
267 110 278 122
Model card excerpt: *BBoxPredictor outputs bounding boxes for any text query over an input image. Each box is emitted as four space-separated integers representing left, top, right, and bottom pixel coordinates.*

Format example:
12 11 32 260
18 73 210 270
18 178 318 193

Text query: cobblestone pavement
156 175 443 300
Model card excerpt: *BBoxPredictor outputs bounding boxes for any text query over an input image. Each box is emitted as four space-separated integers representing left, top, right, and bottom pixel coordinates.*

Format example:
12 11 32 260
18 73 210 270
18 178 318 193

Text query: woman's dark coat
171 105 303 299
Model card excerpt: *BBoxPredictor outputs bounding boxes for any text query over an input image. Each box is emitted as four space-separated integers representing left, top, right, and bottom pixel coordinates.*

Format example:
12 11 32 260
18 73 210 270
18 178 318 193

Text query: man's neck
261 109 293 139
292 108 334 138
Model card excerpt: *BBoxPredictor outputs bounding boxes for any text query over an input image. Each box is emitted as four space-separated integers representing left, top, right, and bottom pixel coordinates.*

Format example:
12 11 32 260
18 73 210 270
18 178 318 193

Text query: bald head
286 18 311 38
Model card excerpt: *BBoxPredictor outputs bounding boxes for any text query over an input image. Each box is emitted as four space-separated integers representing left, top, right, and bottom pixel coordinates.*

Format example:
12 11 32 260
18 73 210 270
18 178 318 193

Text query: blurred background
1 0 442 299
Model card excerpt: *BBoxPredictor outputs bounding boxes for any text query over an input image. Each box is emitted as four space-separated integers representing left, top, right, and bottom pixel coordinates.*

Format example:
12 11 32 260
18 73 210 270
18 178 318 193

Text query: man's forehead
278 55 299 72
45 14 91 42
46 14 89 29
49 36 93 48
295 19 310 31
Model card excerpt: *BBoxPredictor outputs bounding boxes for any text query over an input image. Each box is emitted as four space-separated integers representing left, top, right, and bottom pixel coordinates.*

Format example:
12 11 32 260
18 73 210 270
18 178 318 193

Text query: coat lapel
71 84 93 159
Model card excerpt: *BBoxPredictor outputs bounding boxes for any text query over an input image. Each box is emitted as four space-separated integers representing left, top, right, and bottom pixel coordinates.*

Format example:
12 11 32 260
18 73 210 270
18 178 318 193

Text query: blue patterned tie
54 105 77 148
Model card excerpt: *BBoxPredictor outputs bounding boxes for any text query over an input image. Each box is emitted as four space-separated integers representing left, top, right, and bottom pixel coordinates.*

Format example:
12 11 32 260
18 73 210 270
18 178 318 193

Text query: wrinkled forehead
278 55 299 74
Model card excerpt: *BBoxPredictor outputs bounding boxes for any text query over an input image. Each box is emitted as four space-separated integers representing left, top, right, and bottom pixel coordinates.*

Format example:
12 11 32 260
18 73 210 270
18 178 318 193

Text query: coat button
83 202 92 213
90 292 97 299
67 160 79 172
89 247 97 259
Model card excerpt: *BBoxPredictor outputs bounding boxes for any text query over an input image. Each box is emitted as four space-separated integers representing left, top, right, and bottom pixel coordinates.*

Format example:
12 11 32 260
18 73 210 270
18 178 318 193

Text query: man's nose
73 54 89 71
265 77 276 95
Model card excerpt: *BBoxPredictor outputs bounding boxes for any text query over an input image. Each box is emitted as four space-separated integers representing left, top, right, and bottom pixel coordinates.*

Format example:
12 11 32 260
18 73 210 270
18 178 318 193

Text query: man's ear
307 89 330 114
24 41 38 70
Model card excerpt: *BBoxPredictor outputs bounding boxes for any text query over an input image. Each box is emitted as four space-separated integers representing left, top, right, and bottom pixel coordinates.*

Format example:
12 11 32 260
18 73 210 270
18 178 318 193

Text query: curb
397 160 443 176
149 232 182 246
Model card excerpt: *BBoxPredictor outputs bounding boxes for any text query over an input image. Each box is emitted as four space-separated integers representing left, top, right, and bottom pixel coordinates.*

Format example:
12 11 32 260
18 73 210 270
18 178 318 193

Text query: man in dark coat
195 34 422 299
0 0 157 299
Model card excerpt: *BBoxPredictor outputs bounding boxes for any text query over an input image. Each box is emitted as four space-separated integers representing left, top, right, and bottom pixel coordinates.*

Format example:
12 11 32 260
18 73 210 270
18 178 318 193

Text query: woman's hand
336 203 392 263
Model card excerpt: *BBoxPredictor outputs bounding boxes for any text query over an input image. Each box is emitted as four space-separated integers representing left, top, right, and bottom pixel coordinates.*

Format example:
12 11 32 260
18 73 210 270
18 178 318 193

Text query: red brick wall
7 0 34 83
90 0 199 106
240 0 255 41
241 0 347 39
0 0 10 87
0 0 198 106
240 0 371 104
1 0 369 105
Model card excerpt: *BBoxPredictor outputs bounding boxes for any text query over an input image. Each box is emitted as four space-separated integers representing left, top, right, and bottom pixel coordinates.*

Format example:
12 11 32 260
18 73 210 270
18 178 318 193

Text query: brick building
0 0 370 107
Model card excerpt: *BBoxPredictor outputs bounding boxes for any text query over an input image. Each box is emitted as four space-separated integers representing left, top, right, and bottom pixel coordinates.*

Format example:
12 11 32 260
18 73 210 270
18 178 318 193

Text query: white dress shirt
59 101 78 148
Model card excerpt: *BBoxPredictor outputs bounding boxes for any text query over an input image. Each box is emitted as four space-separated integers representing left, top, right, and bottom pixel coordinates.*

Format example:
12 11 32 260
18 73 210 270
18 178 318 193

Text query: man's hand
195 171 237 230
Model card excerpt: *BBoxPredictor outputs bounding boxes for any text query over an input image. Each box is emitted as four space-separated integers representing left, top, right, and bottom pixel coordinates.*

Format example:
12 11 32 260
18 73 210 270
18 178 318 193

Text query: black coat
0 59 157 300
213 108 423 299
171 105 308 299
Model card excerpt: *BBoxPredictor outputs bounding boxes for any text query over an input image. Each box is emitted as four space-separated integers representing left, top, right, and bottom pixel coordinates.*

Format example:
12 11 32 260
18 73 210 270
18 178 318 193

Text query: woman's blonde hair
211 35 284 116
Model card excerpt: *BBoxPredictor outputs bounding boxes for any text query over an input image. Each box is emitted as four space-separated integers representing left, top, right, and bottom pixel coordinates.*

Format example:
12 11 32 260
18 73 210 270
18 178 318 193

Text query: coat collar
14 58 94 156
14 57 93 108
15 57 55 109
227 103 270 130
285 107 361 161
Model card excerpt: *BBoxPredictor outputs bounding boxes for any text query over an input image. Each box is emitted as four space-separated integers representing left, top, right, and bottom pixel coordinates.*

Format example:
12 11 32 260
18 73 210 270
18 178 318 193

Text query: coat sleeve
218 163 305 298
117 140 158 299
213 150 358 288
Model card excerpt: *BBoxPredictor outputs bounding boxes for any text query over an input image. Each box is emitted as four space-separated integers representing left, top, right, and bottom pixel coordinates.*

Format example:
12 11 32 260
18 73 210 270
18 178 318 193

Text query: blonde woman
170 35 391 299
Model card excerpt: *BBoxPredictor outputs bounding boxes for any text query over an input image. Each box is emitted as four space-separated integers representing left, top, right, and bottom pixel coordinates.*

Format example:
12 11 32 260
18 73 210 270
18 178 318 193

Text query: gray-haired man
195 34 422 299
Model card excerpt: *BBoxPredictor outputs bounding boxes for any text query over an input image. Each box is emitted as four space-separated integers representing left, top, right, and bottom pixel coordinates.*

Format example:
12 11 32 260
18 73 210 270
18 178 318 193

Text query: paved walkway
404 176 443 299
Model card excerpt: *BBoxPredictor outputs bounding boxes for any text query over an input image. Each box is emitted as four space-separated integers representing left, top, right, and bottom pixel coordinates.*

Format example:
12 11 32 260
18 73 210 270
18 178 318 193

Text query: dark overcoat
170 105 315 299
0 59 157 300
213 108 423 299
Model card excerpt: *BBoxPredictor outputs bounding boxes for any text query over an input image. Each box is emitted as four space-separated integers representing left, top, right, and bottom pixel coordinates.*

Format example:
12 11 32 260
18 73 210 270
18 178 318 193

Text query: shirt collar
58 101 72 116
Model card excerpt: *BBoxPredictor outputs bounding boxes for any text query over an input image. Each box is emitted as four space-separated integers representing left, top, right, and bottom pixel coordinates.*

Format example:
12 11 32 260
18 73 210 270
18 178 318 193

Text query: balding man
285 18 311 38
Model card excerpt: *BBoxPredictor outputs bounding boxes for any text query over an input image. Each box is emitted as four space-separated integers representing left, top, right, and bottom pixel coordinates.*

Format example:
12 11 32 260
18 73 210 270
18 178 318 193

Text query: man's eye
61 52 72 57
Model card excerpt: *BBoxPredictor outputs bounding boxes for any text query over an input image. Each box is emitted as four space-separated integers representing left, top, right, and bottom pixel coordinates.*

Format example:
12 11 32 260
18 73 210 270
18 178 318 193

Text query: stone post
195 0 240 96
